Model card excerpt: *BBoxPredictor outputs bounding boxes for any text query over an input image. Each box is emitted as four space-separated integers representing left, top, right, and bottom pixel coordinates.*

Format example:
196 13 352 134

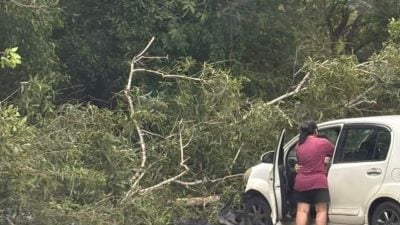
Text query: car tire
243 193 273 225
371 201 400 225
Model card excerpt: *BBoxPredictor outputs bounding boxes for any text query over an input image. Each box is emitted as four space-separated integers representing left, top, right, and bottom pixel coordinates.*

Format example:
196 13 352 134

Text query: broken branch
173 174 243 187
176 195 221 207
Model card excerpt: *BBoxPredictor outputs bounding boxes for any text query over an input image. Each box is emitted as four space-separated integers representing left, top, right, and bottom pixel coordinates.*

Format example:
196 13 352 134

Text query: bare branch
10 0 38 8
345 83 379 109
120 37 208 202
173 174 243 187
133 37 155 63
230 145 242 170
178 120 185 163
266 60 329 106
266 72 310 106
0 86 22 106
137 120 190 194
121 108 193 200
8 0 56 10
138 170 189 194
5 217 15 225
141 129 176 139
141 56 168 60
121 38 158 203
132 68 203 81
176 195 221 207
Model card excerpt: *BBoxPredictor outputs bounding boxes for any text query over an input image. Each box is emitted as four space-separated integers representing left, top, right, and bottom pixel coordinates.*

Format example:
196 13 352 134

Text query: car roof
318 115 400 128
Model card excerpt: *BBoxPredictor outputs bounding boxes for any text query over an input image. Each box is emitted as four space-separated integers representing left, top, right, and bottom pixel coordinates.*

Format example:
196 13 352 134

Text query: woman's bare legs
296 202 310 225
315 202 329 225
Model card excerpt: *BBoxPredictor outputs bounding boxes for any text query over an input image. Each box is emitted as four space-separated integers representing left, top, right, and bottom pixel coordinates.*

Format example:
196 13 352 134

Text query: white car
242 115 400 225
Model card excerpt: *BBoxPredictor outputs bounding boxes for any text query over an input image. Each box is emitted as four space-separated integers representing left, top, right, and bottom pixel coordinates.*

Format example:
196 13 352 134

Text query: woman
294 120 334 225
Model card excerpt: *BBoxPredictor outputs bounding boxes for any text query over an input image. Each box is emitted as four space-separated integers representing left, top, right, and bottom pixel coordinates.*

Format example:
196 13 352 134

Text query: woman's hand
295 164 302 173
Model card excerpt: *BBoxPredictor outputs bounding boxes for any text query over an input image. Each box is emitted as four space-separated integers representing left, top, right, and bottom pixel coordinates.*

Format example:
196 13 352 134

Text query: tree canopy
1 0 400 224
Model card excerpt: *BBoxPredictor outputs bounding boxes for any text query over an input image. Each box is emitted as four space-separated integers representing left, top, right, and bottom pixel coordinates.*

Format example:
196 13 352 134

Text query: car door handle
367 168 382 176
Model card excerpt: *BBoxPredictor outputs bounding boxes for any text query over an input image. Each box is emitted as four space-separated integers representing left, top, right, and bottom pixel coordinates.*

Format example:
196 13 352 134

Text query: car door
271 129 286 223
328 124 392 224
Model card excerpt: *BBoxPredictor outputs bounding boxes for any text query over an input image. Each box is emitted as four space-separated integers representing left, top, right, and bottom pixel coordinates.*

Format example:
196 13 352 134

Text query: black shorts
294 188 330 204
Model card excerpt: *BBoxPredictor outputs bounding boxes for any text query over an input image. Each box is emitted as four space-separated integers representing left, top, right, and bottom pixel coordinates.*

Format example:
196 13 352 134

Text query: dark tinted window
334 127 391 163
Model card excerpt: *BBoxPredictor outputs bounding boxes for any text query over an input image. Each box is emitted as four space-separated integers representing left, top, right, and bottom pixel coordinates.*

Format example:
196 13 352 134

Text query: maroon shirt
294 135 335 192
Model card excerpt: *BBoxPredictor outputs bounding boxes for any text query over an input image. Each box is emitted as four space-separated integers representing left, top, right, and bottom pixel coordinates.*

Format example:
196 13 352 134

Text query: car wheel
371 201 400 225
243 194 273 225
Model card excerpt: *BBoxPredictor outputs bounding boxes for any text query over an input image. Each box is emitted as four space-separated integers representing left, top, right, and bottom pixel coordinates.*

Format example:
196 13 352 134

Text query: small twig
5 217 15 225
178 120 185 163
293 64 305 78
230 145 242 170
141 56 168 60
293 47 298 76
0 87 22 106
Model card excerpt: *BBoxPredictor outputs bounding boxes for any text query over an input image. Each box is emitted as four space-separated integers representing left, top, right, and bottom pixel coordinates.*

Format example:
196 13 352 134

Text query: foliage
0 0 62 100
0 47 21 68
3 1 400 224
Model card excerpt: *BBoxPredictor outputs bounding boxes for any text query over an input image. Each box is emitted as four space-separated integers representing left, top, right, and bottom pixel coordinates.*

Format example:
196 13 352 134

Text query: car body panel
328 161 388 224
244 163 277 222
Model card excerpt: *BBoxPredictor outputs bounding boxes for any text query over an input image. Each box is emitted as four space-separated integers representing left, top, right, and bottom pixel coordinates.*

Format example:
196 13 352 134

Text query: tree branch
137 121 190 195
120 38 156 203
8 0 55 10
176 195 221 207
266 72 310 106
173 174 243 187
230 145 242 170
266 60 329 106
132 68 203 81
345 83 378 109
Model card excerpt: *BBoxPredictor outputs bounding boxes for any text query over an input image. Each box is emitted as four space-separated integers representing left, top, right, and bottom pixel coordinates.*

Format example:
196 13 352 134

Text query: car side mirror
260 151 275 163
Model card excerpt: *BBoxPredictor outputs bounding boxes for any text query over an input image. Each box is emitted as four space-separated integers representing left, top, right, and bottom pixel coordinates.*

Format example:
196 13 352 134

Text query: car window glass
334 127 391 163
318 128 340 145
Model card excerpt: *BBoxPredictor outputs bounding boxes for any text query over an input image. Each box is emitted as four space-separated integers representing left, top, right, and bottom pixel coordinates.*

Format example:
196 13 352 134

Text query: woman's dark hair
298 120 317 145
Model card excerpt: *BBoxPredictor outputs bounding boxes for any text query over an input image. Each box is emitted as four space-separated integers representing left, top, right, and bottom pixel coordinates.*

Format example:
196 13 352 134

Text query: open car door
271 129 286 224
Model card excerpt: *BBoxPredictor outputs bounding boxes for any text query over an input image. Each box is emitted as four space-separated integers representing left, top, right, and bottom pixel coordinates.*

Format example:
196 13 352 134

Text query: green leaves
388 18 400 44
0 47 22 69
181 0 196 14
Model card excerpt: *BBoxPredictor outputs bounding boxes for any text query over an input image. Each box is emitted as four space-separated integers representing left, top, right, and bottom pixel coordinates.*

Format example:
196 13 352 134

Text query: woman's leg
296 202 310 225
315 202 328 225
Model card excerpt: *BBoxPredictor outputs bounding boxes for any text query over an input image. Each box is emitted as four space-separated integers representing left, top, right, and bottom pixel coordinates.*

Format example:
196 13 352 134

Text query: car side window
334 126 391 163
318 128 340 145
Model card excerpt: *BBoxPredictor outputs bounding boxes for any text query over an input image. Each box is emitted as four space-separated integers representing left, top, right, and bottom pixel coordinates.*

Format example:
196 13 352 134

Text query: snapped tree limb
176 195 221 207
120 37 199 201
173 174 243 188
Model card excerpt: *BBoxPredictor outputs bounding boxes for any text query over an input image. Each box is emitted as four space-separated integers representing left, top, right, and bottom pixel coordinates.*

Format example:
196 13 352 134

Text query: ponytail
298 120 317 145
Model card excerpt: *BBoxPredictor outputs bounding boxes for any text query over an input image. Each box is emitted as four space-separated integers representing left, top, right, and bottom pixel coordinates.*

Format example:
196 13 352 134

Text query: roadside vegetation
1 1 400 224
